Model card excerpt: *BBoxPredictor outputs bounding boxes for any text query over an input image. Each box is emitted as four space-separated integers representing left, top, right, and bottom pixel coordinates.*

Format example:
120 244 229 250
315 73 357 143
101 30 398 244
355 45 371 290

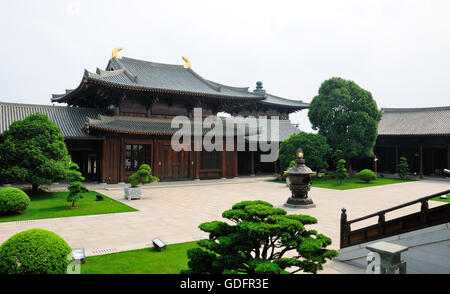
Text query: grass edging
0 191 137 223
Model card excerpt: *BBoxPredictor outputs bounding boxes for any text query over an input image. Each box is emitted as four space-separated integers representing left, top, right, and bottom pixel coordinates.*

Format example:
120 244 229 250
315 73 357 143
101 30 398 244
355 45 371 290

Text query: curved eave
259 101 309 110
54 74 266 104
51 78 87 103
84 125 240 137
86 78 265 101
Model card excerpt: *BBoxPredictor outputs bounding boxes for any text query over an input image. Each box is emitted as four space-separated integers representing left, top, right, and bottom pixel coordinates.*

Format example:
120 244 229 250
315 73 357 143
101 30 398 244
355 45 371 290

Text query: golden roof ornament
112 47 124 60
182 56 191 69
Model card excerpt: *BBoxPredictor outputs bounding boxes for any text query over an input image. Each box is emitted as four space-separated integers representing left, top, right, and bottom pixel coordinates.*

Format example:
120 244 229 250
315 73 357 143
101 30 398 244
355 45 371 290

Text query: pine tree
336 159 349 185
66 163 87 208
397 157 410 180
128 164 159 187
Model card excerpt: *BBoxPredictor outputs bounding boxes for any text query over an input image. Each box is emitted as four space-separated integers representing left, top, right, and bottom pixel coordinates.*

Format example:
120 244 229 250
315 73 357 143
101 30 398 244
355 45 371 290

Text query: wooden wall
100 135 239 184
101 137 121 184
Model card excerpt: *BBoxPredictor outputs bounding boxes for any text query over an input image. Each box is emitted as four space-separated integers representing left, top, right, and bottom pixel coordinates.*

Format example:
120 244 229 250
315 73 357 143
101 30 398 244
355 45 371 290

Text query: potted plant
124 164 159 200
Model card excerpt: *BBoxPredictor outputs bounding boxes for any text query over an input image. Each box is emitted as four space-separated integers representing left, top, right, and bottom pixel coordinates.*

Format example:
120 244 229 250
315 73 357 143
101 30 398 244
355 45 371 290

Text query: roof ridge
119 56 183 68
0 101 98 111
382 106 450 112
186 69 222 92
206 80 252 93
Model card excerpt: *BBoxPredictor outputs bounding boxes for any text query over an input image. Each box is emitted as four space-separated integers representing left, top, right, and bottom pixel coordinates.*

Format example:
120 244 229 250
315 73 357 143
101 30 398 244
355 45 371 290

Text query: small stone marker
366 241 408 274
72 248 86 264
440 195 447 199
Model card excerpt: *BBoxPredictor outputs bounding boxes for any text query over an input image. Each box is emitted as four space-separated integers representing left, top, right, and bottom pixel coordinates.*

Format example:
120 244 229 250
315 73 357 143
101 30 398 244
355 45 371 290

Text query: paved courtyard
0 176 448 273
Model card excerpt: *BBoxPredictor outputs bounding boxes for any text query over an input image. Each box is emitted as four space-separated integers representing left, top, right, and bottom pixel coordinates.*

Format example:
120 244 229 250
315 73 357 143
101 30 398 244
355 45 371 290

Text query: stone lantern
284 147 316 209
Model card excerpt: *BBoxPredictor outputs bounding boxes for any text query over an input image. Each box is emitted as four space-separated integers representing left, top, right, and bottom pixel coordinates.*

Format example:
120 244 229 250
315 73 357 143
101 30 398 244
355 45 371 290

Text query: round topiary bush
0 187 30 214
0 229 72 274
359 169 377 183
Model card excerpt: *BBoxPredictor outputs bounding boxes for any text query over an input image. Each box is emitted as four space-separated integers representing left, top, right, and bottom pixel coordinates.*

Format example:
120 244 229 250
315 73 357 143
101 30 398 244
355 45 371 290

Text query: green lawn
269 175 414 190
0 191 137 223
430 194 450 203
81 241 199 274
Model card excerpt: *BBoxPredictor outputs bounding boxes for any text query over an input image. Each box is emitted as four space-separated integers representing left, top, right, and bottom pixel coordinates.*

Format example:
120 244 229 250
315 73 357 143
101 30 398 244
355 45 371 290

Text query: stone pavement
0 176 448 274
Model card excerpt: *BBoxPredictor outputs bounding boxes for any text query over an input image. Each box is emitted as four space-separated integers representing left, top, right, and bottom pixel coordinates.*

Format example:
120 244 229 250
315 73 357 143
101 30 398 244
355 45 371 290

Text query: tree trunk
346 160 353 175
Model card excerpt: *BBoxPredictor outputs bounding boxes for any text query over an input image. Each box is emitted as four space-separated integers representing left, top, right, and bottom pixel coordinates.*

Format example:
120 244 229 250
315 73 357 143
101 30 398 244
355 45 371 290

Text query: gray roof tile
52 56 309 110
378 107 450 136
0 102 102 138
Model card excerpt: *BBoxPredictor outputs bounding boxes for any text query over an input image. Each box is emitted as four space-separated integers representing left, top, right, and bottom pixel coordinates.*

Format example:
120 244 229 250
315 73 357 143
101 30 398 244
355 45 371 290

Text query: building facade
354 107 450 176
0 53 308 183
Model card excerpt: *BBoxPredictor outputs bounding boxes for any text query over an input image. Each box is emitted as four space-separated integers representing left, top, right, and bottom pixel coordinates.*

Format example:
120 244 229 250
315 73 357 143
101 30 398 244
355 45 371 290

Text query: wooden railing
340 189 450 248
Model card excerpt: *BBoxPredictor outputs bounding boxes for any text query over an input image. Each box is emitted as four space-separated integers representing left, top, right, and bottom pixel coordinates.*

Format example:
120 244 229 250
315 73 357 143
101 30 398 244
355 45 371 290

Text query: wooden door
159 143 190 180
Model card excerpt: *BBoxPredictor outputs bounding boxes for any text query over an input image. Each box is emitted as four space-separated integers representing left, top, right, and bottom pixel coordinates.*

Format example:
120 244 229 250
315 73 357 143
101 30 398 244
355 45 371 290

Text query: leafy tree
335 159 348 185
66 163 87 208
283 160 296 177
182 200 338 274
279 132 331 175
0 114 71 192
129 164 159 187
397 157 409 179
308 77 382 173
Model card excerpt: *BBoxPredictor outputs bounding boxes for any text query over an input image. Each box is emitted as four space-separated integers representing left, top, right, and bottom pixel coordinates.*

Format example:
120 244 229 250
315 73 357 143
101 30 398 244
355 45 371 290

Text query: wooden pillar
234 149 238 178
119 137 125 183
221 150 226 179
419 143 423 175
195 151 200 180
250 151 255 176
154 140 160 179
340 208 348 249
431 149 435 174
447 144 450 169
395 145 399 174
100 138 107 183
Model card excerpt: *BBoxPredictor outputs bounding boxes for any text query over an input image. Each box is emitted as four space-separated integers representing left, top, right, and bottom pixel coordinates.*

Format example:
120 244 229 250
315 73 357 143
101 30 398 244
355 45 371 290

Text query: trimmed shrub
359 169 377 183
0 229 72 274
129 164 159 187
66 163 87 208
0 187 30 214
335 159 348 185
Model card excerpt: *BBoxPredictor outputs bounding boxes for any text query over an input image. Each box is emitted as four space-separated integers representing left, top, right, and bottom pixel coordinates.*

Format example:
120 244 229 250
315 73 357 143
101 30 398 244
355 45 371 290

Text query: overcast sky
1 0 449 132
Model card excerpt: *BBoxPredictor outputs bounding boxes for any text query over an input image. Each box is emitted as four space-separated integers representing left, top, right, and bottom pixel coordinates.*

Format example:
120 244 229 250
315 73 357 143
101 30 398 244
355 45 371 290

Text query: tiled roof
85 115 258 137
52 56 309 110
53 57 264 101
378 107 450 136
0 102 102 138
246 119 301 142
260 93 309 109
